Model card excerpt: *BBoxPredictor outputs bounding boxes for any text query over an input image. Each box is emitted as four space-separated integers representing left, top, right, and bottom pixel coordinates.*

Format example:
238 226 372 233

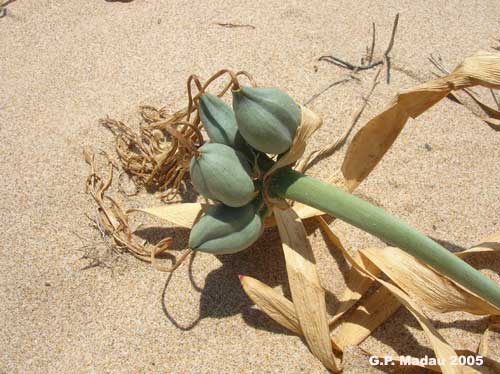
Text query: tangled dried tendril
99 69 256 202
90 69 257 272
84 149 174 262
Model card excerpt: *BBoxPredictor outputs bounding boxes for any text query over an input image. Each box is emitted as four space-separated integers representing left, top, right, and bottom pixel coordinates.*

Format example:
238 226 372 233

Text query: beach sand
1 1 499 373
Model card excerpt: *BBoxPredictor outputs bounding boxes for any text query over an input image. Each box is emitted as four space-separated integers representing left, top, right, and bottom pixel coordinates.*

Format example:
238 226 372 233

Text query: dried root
84 148 173 263
99 69 256 201
99 107 195 201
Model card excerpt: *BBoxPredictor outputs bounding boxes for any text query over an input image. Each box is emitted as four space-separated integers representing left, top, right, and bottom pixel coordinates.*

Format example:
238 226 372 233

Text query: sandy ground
1 1 499 373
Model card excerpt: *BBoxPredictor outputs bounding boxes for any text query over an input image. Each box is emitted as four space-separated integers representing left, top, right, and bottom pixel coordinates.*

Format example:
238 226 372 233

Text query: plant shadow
145 216 497 372
158 219 342 335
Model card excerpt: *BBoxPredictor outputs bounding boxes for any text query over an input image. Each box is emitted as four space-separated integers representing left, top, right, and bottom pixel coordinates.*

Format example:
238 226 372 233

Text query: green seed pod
232 86 301 154
199 92 247 151
190 143 256 207
189 200 264 254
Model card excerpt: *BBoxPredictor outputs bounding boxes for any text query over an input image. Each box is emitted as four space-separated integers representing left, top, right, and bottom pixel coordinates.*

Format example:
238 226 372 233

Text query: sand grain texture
1 1 499 373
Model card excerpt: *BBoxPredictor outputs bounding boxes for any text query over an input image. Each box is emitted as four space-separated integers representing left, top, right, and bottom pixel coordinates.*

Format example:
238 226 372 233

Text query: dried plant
100 71 255 201
85 53 500 373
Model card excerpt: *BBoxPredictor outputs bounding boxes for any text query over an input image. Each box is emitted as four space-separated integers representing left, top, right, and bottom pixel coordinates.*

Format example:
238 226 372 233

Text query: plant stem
269 167 500 309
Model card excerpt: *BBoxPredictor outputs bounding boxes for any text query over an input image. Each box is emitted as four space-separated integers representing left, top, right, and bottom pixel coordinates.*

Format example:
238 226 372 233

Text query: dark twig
319 13 399 83
383 14 399 57
490 89 500 110
367 22 376 65
382 13 399 84
319 55 382 71
0 0 16 18
429 54 449 75
304 77 355 106
307 15 397 105
297 67 382 172
215 22 255 30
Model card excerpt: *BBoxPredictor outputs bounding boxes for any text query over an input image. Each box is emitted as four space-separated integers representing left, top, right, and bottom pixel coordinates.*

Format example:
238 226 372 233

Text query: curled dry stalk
429 54 500 128
99 108 199 201
83 148 176 266
100 69 256 202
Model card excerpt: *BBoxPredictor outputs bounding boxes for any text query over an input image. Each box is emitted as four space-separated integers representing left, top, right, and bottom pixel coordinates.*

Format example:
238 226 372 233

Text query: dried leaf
375 278 464 374
342 51 500 191
132 193 331 231
264 105 323 177
360 247 500 315
329 252 381 326
128 203 209 228
318 217 494 374
239 275 305 336
352 250 467 373
456 231 500 258
332 285 400 349
240 275 438 372
243 217 492 373
274 206 340 372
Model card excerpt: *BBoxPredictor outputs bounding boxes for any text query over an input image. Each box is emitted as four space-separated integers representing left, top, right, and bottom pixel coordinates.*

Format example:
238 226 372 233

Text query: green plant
187 73 500 309
189 199 265 254
91 47 500 374
199 92 246 151
268 166 500 308
232 86 301 154
189 143 256 207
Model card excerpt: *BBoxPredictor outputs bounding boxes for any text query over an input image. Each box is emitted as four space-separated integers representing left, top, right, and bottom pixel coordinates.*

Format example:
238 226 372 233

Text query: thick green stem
269 167 500 309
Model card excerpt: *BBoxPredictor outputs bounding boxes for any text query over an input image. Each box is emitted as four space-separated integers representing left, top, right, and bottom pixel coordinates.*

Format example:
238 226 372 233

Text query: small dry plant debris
73 214 127 273
86 52 500 373
214 22 255 29
0 0 16 18
493 37 500 52
319 13 399 83
99 105 199 201
84 149 173 265
302 14 400 172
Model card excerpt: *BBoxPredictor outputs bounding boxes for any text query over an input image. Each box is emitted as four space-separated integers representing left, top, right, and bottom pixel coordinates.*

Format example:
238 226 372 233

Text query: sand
1 1 499 373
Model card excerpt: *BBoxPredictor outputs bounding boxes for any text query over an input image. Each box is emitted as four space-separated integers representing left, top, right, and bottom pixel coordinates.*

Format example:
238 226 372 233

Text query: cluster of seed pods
188 73 301 254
